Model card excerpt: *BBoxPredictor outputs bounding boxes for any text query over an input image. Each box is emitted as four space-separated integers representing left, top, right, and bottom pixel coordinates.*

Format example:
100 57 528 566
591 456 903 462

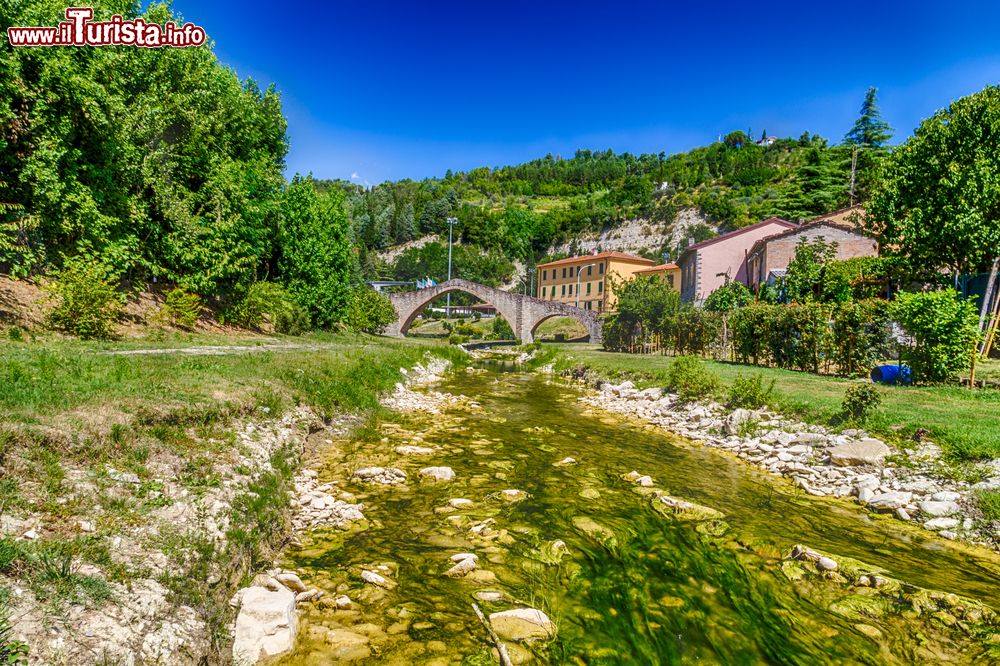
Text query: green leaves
868 85 1000 274
891 290 981 383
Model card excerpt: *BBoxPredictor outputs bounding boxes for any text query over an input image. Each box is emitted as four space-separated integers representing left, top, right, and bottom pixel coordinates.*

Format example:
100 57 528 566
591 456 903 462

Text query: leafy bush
159 288 202 329
490 317 516 340
666 306 723 356
344 287 397 334
727 372 775 409
45 261 122 340
666 356 720 402
831 299 890 376
704 281 753 312
448 333 469 345
225 282 309 335
452 323 479 337
840 383 882 423
891 290 980 383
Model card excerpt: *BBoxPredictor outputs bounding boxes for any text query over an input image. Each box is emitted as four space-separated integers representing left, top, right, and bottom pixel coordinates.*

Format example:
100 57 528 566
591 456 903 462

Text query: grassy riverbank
549 344 1000 462
0 331 460 662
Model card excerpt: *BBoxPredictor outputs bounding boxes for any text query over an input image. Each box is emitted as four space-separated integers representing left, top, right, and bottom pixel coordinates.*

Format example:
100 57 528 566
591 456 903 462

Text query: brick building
746 217 878 290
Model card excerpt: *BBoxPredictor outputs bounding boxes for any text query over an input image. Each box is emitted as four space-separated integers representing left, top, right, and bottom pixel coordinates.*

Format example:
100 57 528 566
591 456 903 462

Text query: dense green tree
277 177 353 327
0 0 288 293
867 85 1000 275
844 87 893 148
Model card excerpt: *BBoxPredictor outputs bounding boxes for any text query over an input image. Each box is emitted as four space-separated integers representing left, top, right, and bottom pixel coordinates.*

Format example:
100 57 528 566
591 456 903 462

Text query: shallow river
279 367 1000 665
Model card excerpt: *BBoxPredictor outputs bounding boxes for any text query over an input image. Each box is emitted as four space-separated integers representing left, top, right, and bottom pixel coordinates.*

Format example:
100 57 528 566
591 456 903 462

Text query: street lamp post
576 263 596 308
528 268 535 297
445 216 457 317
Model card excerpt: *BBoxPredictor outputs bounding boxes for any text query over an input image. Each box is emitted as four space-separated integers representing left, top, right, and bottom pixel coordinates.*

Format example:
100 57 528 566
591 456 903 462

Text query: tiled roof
745 219 876 258
536 251 657 269
633 263 679 274
677 217 798 260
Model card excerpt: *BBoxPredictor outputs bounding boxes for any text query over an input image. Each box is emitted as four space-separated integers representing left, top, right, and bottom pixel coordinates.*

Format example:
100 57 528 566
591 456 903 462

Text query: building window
541 286 546 298
568 284 573 296
562 267 567 279
561 284 566 296
543 270 547 281
597 300 603 311
585 301 591 310
586 282 592 295
599 263 605 274
667 275 674 289
587 265 593 276
598 281 603 293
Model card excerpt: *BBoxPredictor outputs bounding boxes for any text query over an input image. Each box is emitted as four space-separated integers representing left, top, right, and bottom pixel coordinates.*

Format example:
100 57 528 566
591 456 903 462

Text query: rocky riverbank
5 405 318 666
228 354 470 664
571 374 1000 549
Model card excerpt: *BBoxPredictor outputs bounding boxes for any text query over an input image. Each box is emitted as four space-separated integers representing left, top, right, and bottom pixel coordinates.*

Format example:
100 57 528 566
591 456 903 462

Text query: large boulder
829 439 890 467
489 608 556 642
724 409 755 436
232 586 297 665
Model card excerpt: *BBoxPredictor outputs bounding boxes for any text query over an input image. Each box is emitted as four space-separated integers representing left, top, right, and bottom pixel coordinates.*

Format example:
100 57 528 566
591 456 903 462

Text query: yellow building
632 262 681 292
535 251 656 312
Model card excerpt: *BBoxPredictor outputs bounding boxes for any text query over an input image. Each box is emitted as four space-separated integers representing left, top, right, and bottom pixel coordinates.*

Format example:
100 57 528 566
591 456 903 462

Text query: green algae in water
278 371 1000 665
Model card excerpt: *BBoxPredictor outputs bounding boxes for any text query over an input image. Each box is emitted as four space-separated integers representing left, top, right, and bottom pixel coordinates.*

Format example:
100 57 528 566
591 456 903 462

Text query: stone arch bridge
384 279 602 344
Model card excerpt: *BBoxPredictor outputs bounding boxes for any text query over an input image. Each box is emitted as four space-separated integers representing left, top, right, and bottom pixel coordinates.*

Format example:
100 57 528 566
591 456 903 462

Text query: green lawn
550 345 1000 461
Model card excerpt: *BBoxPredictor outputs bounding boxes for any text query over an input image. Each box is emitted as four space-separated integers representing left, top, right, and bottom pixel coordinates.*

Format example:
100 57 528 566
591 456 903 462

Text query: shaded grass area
550 344 1000 461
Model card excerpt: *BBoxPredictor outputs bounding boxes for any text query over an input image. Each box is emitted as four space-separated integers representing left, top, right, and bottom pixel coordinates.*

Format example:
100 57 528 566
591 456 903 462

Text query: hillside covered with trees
327 88 895 285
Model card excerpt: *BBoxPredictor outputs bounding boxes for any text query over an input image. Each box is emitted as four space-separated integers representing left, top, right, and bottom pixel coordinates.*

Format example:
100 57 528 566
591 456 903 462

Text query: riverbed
278 366 1000 664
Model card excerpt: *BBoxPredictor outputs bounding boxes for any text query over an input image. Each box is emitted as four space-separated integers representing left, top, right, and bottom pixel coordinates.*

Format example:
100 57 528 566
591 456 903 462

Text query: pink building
677 217 798 304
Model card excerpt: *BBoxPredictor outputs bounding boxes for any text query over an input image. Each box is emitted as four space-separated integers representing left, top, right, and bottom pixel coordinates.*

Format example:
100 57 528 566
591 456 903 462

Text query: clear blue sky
169 0 1000 184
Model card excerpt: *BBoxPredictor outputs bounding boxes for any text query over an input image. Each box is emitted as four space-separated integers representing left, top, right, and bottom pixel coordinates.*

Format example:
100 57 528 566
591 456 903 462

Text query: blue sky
170 0 1000 184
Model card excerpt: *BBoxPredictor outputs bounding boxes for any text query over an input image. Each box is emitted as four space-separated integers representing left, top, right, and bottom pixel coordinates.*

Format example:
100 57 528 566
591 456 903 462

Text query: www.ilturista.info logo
7 7 206 48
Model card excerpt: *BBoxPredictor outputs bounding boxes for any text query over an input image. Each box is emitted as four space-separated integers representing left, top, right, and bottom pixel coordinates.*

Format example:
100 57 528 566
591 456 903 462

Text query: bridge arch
384 279 602 344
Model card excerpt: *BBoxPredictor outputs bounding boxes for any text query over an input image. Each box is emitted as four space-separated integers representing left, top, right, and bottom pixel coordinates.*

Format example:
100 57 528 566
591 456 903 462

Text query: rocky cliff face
550 208 715 257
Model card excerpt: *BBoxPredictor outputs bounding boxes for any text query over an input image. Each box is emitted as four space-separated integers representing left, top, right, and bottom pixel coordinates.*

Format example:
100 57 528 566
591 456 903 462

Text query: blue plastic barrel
870 364 911 385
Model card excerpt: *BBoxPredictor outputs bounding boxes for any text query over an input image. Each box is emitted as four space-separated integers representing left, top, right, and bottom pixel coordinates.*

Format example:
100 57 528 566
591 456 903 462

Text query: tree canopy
866 84 1000 274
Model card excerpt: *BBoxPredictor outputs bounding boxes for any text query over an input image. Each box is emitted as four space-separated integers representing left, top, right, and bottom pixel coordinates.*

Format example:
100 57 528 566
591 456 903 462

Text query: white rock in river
420 466 456 482
918 500 959 517
445 557 478 577
489 608 556 641
361 570 392 588
500 489 528 503
829 438 891 467
396 445 436 455
857 488 875 504
816 557 839 571
450 553 479 563
448 498 474 508
554 457 577 466
931 491 961 502
867 491 912 510
274 572 307 593
232 585 298 665
636 475 654 487
924 517 960 531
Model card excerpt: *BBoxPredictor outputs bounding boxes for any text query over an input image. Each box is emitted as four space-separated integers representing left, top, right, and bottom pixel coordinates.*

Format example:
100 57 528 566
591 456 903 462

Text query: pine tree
845 87 893 147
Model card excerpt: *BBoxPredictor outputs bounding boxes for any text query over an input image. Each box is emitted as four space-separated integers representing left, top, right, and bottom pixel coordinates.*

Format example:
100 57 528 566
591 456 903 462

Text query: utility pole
445 216 457 317
576 263 596 308
849 146 858 206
